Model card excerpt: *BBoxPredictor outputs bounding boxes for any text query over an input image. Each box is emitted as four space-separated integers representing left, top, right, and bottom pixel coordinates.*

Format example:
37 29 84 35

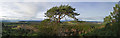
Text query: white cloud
0 2 116 21
0 2 39 17
14 3 39 17
0 2 54 20
76 16 104 21
0 0 119 2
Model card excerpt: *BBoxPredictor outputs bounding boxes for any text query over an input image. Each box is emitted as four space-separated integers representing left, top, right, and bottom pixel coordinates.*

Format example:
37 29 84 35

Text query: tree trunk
58 18 60 23
73 17 78 21
58 15 61 23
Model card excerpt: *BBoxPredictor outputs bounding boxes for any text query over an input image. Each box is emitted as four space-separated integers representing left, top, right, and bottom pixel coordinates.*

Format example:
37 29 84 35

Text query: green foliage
2 28 33 36
35 25 60 36
41 19 51 23
103 15 112 24
104 4 120 24
2 21 101 36
85 23 119 36
45 5 80 22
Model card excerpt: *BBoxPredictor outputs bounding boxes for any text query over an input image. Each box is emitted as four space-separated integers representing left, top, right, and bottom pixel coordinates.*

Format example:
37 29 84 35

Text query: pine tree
104 4 120 24
104 1 120 36
45 5 80 23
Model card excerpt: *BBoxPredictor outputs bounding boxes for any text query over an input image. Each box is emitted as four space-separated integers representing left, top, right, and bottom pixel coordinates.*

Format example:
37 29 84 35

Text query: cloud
1 2 49 17
0 2 116 21
13 3 40 17
0 2 37 17
0 0 119 2
0 2 55 20
76 16 104 21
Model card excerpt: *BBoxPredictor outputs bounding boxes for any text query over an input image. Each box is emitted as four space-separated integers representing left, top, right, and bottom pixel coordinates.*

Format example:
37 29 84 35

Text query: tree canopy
45 5 80 23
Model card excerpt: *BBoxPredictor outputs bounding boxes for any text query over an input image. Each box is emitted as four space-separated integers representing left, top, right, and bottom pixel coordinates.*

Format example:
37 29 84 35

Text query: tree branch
60 15 66 19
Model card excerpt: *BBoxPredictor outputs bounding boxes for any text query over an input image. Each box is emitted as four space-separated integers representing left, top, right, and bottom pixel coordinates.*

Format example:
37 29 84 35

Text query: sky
0 0 119 21
0 0 120 2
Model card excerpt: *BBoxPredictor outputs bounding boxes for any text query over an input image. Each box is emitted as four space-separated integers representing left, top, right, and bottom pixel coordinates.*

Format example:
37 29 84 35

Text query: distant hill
85 21 103 23
1 20 42 22
1 20 103 24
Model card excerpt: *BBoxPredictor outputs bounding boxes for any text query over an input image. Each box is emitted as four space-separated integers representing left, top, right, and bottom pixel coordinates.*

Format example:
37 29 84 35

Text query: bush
41 19 51 23
85 23 119 36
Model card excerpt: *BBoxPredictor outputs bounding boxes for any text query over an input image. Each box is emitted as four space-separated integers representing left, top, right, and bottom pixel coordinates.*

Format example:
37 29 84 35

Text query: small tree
104 2 120 36
45 5 80 23
104 4 120 24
